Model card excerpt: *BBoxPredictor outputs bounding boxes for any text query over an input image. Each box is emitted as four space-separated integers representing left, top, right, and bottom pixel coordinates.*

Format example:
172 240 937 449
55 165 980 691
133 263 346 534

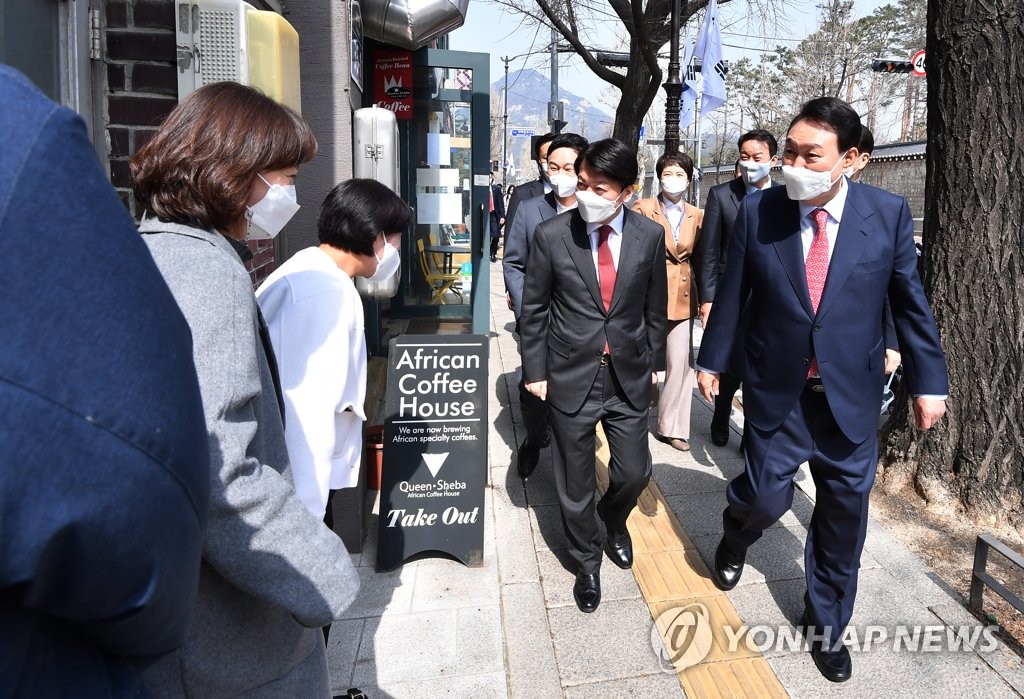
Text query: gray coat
138 219 359 697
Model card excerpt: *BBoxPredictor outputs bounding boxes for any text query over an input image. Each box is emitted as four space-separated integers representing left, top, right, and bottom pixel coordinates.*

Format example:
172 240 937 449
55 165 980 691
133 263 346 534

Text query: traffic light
872 59 913 73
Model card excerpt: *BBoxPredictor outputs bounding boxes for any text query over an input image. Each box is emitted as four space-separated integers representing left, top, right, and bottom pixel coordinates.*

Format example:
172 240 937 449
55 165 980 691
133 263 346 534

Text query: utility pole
502 56 510 188
663 0 682 154
548 26 561 133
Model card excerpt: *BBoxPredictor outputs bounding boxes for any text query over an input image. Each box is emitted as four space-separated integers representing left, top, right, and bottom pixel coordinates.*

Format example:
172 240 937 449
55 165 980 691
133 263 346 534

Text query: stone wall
696 158 927 219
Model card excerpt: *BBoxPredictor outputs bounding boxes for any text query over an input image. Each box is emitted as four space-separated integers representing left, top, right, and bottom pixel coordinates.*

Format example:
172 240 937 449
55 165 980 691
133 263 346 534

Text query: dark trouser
518 375 550 448
490 235 501 258
713 371 742 423
548 363 652 574
722 386 876 645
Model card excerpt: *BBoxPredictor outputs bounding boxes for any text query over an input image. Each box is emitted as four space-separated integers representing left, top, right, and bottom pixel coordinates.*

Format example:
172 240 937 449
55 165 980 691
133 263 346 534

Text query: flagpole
694 89 703 208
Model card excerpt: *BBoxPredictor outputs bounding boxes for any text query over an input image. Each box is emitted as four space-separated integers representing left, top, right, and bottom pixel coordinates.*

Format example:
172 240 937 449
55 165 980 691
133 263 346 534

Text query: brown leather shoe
669 438 690 452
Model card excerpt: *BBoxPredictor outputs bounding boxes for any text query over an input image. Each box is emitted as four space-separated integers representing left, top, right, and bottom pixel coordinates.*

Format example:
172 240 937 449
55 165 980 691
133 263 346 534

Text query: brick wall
104 0 278 286
105 0 177 214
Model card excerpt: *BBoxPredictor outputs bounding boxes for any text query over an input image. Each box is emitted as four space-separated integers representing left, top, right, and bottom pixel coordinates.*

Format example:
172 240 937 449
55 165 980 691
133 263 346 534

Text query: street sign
911 49 926 77
510 128 536 137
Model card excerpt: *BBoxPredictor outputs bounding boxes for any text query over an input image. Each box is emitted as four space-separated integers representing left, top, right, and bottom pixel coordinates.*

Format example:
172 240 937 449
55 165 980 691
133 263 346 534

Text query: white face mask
739 160 772 186
247 174 299 240
782 151 850 201
369 237 401 282
538 160 549 182
549 173 579 198
575 188 626 224
660 176 689 195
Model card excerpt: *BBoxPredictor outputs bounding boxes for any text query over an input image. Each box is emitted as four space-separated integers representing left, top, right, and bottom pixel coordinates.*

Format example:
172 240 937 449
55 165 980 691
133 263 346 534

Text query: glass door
391 49 490 334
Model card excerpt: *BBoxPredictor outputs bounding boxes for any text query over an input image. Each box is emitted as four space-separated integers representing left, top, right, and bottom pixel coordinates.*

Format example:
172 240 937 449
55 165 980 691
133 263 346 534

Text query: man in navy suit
697 97 948 682
504 132 556 234
0 65 209 696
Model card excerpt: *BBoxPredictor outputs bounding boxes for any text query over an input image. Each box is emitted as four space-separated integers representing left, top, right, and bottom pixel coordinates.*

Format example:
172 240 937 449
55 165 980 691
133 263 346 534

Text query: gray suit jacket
521 209 668 413
502 191 557 318
138 220 358 697
503 177 546 238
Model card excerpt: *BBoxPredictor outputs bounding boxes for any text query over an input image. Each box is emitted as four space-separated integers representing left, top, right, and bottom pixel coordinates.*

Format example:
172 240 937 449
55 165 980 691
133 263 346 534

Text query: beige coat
632 197 703 321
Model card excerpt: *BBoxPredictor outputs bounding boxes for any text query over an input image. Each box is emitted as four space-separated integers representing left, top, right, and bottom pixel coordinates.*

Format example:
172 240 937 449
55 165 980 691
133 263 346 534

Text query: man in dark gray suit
504 133 588 479
693 129 778 446
520 139 667 613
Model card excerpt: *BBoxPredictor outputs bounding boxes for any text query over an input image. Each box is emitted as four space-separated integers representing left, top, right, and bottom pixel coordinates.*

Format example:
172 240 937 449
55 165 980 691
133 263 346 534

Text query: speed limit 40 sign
911 49 926 77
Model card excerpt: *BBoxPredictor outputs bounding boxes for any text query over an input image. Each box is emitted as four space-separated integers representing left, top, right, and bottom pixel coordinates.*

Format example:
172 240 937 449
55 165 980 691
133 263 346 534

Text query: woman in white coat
257 179 411 518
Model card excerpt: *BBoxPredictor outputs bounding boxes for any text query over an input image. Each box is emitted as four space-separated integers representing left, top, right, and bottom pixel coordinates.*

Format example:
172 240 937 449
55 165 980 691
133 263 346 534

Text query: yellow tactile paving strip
594 428 788 698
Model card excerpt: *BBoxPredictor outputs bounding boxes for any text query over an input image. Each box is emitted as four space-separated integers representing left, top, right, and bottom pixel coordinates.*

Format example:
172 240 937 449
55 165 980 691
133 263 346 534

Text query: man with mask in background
696 97 947 683
503 133 588 479
694 129 779 447
520 139 666 614
505 132 556 236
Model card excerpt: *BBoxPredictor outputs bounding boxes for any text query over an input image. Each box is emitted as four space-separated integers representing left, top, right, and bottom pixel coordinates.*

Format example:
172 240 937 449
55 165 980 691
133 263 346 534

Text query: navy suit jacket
697 182 948 443
502 191 557 318
521 209 668 413
0 66 209 696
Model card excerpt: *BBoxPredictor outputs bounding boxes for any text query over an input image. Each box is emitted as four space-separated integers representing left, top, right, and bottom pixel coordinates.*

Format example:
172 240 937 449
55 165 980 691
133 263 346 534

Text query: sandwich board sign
376 334 488 570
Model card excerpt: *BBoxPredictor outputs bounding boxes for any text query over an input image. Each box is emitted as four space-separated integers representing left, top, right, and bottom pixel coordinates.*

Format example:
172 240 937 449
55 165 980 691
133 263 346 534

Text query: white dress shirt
256 247 368 516
586 206 625 271
660 196 684 242
555 198 578 215
797 175 848 262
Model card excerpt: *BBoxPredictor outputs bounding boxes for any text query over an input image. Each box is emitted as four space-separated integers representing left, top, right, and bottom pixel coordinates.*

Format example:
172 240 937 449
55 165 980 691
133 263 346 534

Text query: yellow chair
417 239 462 304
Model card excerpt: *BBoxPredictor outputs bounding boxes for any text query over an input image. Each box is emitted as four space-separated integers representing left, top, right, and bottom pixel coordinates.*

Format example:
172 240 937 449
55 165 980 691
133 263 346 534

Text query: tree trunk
611 58 660 148
880 0 1024 531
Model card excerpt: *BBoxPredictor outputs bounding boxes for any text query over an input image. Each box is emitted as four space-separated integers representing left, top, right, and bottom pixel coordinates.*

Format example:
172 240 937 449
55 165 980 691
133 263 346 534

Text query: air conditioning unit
175 0 302 113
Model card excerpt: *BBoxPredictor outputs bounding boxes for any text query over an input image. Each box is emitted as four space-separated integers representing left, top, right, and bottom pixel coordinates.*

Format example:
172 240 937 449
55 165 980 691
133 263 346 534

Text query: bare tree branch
534 0 625 87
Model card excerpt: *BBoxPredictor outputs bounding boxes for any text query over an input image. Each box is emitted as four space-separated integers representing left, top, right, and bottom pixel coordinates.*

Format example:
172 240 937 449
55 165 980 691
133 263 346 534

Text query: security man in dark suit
694 129 778 446
697 98 948 682
504 132 556 235
520 139 667 613
503 133 588 479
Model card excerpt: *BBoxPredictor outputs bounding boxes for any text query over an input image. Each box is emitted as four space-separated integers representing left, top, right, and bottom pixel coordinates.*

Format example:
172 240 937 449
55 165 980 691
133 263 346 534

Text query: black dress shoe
573 571 601 613
604 528 634 569
710 393 732 446
800 610 852 682
712 538 746 590
517 441 540 479
710 414 730 447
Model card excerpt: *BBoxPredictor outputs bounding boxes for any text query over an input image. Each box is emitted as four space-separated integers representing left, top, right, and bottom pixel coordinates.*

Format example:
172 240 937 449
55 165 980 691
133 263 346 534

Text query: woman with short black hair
257 178 411 517
632 151 702 452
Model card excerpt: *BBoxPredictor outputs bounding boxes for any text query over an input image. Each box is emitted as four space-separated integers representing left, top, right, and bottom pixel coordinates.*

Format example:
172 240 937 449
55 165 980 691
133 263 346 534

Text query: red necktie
489 187 494 213
597 224 616 354
806 208 830 377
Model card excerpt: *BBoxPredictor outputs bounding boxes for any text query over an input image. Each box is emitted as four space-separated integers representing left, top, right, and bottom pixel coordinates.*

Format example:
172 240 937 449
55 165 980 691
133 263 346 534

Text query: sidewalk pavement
326 260 1024 698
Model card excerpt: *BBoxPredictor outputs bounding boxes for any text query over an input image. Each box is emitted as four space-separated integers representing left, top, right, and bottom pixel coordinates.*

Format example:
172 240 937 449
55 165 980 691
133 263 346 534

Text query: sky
449 0 901 136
